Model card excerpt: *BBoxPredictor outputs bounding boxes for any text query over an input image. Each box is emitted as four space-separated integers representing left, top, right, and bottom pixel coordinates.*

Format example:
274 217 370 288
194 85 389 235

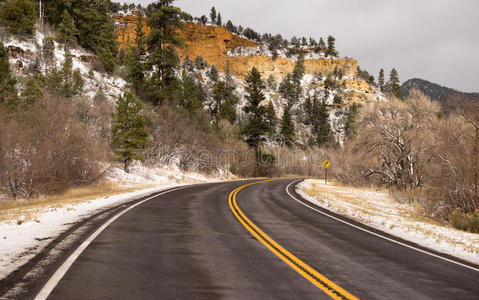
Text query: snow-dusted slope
2 29 126 102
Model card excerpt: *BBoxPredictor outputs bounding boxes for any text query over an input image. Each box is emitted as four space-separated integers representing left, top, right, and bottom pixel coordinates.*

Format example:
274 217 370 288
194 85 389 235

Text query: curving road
35 179 479 299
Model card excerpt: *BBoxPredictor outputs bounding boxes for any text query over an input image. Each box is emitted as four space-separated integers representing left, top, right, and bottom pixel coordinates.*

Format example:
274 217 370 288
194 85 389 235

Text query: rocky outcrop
113 15 377 105
113 16 357 79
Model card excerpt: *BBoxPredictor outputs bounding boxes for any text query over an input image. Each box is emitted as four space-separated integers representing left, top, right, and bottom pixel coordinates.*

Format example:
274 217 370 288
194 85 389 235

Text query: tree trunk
124 158 130 173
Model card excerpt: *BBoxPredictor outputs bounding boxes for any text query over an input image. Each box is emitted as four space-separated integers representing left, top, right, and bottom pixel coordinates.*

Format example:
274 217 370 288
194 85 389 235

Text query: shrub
0 94 106 199
144 105 254 176
451 208 479 233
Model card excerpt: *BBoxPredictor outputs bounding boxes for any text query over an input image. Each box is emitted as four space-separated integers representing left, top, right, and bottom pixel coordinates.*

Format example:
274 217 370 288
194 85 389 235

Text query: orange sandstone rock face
114 15 150 50
113 16 357 80
113 15 375 105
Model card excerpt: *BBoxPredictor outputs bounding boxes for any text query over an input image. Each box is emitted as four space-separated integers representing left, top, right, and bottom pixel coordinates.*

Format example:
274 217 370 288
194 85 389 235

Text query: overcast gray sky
125 0 479 92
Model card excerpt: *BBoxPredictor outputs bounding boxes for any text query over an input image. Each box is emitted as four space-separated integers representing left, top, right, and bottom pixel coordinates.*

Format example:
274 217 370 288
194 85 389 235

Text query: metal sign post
323 160 330 185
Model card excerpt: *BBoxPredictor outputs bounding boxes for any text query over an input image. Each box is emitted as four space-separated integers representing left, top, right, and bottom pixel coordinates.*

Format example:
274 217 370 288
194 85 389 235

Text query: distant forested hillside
402 78 479 111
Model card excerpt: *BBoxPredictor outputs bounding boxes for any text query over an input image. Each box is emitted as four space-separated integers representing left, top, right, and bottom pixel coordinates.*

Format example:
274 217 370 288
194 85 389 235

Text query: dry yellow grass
0 181 154 223
304 180 443 227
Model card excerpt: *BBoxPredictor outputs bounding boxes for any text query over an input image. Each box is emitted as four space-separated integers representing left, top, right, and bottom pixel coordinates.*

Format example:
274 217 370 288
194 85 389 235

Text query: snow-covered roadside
0 163 229 280
297 179 479 265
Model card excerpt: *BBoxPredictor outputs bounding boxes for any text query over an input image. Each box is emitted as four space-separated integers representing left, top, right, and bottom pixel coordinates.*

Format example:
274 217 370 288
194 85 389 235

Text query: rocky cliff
113 15 377 106
115 16 357 78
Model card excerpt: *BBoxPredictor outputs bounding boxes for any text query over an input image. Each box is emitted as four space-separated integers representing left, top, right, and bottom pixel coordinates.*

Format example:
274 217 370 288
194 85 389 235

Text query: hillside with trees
402 78 479 112
0 0 478 232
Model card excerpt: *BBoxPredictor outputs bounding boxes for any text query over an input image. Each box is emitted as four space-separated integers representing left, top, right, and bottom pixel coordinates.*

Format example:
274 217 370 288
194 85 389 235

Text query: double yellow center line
228 180 359 300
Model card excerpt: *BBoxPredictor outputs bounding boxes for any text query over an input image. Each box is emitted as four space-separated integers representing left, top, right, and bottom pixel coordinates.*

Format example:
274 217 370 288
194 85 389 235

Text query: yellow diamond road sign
323 160 331 168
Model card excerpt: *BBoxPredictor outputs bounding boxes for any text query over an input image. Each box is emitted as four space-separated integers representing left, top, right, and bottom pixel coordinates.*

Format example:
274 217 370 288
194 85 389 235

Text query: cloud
125 0 479 92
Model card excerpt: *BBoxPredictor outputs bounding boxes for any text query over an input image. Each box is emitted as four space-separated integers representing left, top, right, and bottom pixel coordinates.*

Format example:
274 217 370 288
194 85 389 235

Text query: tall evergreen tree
127 11 147 94
0 41 18 110
378 68 385 92
280 54 305 107
265 100 277 136
387 68 403 99
315 101 332 147
210 6 216 24
303 95 313 125
57 10 78 47
280 106 295 147
177 69 203 118
146 0 183 105
344 103 360 140
242 67 269 150
134 10 147 56
111 90 149 173
216 12 222 26
326 35 338 57
212 80 238 124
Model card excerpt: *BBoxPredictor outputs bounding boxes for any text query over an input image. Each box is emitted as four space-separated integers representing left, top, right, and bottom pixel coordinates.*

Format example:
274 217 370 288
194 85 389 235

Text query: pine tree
242 67 269 150
195 55 206 69
183 54 194 72
303 95 313 125
265 100 277 136
212 81 238 124
326 35 338 57
146 0 183 105
21 76 43 107
127 11 147 93
134 11 147 56
344 103 360 140
378 68 385 92
42 36 55 66
266 74 277 91
46 1 118 71
208 64 219 82
387 68 403 99
225 20 234 32
316 101 332 147
301 37 307 46
46 48 83 97
57 10 78 47
111 90 149 173
199 15 207 25
318 37 326 51
210 6 217 24
216 12 222 26
280 54 305 107
280 106 295 147
178 69 203 118
0 41 18 111
0 0 37 35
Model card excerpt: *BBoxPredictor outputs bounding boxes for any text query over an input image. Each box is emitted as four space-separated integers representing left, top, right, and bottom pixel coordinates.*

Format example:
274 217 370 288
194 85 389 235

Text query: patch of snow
297 179 479 265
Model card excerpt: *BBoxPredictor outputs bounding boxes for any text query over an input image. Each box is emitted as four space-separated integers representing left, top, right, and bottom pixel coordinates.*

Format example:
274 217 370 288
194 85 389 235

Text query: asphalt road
41 179 479 299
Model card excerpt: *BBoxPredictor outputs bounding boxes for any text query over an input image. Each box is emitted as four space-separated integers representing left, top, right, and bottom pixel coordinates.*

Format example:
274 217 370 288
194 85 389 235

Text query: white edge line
35 186 190 300
286 180 479 273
